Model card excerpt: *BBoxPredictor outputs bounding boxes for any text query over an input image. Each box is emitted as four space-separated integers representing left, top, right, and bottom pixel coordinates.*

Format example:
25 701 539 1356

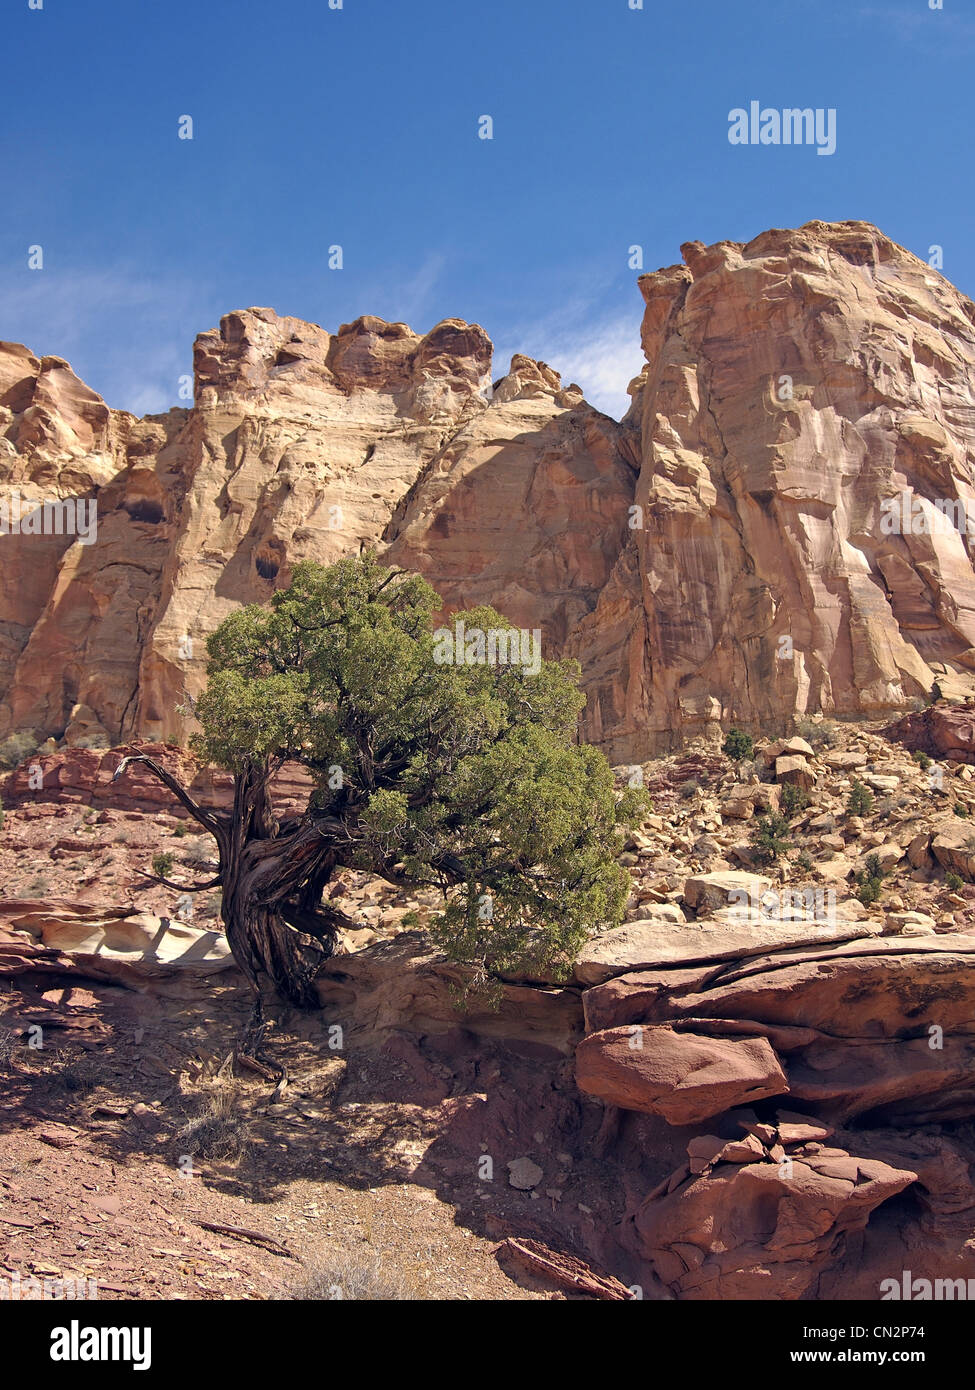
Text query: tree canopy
120 553 643 1012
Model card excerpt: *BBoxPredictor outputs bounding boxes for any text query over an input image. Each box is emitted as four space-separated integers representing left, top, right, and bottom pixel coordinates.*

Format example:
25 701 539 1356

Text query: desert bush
0 731 38 770
284 1250 422 1301
151 851 176 879
174 1084 250 1164
946 871 964 892
722 728 753 761
913 751 932 771
955 803 969 819
797 850 813 872
846 779 874 817
678 779 700 800
55 1050 101 1095
780 783 810 818
854 852 885 906
796 718 840 749
749 812 791 866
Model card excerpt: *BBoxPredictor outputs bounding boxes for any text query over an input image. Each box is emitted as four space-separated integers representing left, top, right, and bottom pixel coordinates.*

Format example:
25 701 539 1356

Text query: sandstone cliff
4 220 975 758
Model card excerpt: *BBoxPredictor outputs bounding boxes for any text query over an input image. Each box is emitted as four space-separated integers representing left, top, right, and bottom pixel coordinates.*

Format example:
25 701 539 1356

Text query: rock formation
5 710 975 1297
5 220 975 760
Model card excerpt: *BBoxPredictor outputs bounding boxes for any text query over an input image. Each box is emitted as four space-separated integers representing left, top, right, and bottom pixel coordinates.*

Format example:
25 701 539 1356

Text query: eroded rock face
0 899 233 993
0 310 499 746
575 1025 788 1124
316 931 584 1056
885 704 975 763
6 220 975 759
633 1129 915 1300
569 221 975 757
570 904 975 1297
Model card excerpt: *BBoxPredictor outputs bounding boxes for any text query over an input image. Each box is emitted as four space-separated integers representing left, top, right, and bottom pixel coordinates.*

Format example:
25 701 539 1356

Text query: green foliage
722 728 753 761
955 802 969 818
749 811 791 866
913 751 931 771
780 783 810 818
190 553 645 982
854 852 885 906
846 779 874 817
945 871 964 892
678 779 700 800
796 718 840 750
172 822 189 837
152 851 176 879
797 850 813 872
0 730 38 770
854 874 882 906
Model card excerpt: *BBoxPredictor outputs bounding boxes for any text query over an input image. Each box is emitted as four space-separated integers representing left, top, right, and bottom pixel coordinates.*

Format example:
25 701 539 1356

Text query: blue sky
2 0 972 419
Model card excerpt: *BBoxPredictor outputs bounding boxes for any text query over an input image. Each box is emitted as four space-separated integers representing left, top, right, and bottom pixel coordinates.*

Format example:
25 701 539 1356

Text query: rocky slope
5 220 975 759
5 708 975 1298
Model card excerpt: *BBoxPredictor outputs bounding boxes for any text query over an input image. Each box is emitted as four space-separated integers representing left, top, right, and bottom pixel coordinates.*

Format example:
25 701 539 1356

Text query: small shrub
284 1251 422 1301
846 779 874 817
173 822 189 838
797 850 813 872
174 1085 249 1164
0 731 39 770
722 728 753 761
946 871 964 892
913 751 931 771
56 1051 101 1095
749 812 791 866
780 783 810 818
854 875 882 906
678 779 700 800
874 796 894 819
854 852 885 906
955 803 969 818
151 851 176 879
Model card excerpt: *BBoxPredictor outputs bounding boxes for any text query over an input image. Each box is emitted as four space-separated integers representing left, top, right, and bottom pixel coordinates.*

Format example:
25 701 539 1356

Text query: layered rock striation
5 220 975 758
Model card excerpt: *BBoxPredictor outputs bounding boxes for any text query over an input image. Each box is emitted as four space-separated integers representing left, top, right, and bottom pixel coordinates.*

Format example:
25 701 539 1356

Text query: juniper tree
116 554 641 1032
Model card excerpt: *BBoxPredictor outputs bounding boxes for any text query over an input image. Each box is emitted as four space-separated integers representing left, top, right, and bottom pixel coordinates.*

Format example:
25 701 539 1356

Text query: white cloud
357 251 449 333
0 264 200 414
493 310 645 420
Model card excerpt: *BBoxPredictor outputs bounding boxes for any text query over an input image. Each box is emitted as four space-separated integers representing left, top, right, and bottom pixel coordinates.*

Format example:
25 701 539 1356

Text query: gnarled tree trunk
113 752 351 1009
